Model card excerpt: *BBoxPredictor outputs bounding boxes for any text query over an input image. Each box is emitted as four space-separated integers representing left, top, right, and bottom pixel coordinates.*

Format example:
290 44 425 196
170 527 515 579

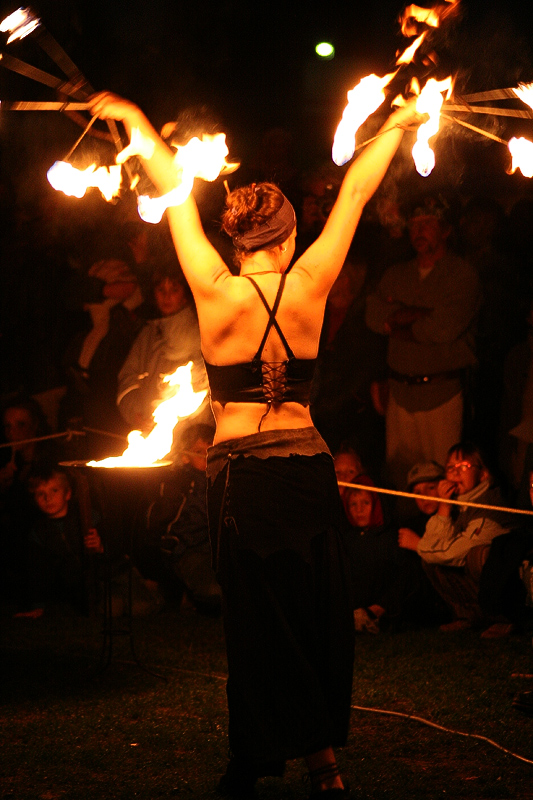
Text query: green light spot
315 42 335 60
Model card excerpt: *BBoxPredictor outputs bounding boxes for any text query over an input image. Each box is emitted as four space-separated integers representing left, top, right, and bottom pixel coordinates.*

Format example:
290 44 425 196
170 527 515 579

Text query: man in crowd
365 196 480 490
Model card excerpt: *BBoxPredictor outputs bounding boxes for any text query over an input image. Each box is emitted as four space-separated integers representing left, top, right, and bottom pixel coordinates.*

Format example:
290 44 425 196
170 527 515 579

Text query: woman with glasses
407 441 514 632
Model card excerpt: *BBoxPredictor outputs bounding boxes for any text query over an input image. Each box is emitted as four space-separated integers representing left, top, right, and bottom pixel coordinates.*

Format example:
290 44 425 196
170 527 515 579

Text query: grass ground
2 602 533 800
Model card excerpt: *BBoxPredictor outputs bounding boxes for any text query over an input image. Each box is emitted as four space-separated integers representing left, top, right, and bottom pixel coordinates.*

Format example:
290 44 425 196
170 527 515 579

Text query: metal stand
62 461 170 680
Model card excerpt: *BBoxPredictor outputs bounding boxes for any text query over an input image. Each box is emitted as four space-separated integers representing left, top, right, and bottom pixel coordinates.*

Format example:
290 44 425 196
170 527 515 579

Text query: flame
400 4 441 36
131 132 239 223
411 76 452 176
332 72 397 166
88 362 207 468
47 161 122 201
116 127 156 164
399 0 459 37
508 137 533 178
396 32 427 66
0 7 40 43
513 83 533 111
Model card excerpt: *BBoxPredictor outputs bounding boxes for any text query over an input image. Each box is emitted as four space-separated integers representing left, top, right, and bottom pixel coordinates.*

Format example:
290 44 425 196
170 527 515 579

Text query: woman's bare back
196 270 325 443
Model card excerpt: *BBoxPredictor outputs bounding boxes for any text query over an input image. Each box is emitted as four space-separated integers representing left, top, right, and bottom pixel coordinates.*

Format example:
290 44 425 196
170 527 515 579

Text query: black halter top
204 274 316 407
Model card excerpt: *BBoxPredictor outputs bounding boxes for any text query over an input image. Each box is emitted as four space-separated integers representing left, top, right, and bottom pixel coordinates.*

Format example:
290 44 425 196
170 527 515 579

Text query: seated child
18 464 102 617
342 475 432 632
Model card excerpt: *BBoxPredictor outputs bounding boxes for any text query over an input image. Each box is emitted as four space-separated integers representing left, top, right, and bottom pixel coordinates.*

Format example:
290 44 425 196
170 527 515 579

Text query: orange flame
115 128 239 224
396 1 460 64
88 362 208 468
47 161 122 201
412 76 452 176
399 0 459 37
513 83 533 111
396 32 427 66
332 72 397 166
116 127 156 163
508 137 533 178
400 4 441 36
0 7 40 43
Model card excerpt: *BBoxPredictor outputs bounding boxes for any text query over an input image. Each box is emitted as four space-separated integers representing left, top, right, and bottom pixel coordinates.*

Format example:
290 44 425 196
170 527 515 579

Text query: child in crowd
342 475 433 633
398 460 445 541
17 464 102 617
333 444 363 502
0 395 58 606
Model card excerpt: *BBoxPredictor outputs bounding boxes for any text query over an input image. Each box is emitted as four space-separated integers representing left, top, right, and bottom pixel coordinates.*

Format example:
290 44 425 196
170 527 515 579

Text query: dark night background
2 0 533 201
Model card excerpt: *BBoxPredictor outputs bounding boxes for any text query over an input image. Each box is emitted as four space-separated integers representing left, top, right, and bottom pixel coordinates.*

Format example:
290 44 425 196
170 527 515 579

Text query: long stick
444 103 533 119
461 88 519 103
353 123 414 154
0 429 85 450
440 112 508 145
1 101 90 111
63 113 99 160
338 481 533 516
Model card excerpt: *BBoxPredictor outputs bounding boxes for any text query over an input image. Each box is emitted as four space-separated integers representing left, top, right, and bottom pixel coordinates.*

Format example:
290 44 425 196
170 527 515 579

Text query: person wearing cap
365 196 480 492
90 91 422 799
401 441 515 633
398 460 445 542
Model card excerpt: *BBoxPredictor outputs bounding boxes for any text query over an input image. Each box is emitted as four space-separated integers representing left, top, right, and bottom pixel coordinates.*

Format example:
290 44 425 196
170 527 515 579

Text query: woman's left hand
89 92 143 128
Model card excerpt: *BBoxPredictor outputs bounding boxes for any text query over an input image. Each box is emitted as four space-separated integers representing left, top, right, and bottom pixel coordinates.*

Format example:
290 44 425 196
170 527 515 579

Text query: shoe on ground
439 619 472 632
480 622 515 639
354 607 380 634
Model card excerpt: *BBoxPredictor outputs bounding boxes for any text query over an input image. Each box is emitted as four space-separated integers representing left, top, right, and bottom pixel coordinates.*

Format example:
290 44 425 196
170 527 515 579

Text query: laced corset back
246 274 295 405
203 272 316 417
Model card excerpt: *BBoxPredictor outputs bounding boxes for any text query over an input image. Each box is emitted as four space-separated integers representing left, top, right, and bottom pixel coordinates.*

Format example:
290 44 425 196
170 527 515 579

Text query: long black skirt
207 433 354 766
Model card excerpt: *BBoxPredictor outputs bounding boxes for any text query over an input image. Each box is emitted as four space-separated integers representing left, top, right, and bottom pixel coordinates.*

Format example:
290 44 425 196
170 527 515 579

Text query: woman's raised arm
90 93 229 296
293 99 421 295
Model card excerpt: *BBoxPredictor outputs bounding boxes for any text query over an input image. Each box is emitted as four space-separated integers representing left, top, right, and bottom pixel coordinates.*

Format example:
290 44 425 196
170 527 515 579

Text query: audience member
365 196 480 489
117 259 211 438
333 444 364 502
342 475 433 633
477 468 533 637
0 395 57 606
399 441 514 633
398 460 445 534
18 464 102 618
144 423 221 615
59 255 145 459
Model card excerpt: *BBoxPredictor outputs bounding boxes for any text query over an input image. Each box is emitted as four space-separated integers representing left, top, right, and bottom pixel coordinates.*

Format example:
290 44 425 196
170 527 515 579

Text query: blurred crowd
1 140 533 640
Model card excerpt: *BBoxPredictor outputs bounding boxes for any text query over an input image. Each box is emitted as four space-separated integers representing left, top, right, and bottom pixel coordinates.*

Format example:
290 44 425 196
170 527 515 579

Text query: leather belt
389 368 464 386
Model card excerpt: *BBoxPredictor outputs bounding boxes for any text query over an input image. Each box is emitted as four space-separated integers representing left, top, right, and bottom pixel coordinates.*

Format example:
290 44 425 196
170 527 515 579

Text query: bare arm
293 100 421 296
89 93 230 298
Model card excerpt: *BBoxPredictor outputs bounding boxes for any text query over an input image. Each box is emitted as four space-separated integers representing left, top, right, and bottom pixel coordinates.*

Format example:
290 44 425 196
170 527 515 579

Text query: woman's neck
240 251 281 277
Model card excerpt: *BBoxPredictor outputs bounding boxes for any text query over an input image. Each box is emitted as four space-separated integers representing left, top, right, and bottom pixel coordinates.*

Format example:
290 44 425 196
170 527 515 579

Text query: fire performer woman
90 91 420 798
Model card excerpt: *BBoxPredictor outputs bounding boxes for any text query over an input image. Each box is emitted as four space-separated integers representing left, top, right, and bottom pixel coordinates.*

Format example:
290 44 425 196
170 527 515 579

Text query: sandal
307 764 350 799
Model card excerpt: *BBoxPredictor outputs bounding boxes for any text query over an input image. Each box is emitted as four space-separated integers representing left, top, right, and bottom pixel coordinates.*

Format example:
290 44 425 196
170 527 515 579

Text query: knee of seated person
465 544 490 577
